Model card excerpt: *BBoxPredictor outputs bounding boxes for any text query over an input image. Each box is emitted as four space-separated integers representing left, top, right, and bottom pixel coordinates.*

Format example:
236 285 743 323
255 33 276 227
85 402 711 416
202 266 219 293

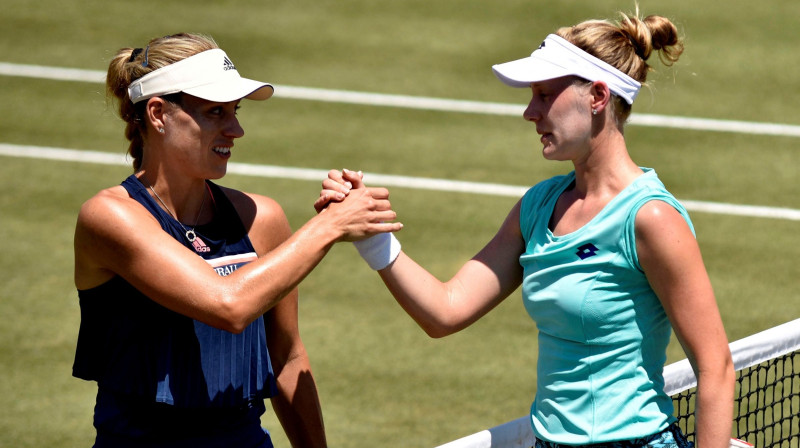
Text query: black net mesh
672 350 800 448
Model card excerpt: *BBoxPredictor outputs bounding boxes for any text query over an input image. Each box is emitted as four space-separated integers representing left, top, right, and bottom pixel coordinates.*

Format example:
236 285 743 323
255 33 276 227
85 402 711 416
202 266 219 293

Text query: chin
541 147 558 160
207 167 228 180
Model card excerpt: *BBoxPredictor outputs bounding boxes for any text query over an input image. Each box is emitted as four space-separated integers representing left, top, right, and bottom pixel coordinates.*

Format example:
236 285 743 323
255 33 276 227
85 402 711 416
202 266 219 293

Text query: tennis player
72 33 400 447
317 10 735 448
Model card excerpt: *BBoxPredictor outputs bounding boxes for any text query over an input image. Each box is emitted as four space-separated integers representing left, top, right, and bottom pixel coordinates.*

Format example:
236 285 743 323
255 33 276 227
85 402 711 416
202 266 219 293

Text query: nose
523 97 540 123
224 115 245 139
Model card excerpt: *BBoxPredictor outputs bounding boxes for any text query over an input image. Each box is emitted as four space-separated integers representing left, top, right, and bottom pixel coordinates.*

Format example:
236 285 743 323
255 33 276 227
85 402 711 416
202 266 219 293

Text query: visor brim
492 56 574 88
183 79 274 103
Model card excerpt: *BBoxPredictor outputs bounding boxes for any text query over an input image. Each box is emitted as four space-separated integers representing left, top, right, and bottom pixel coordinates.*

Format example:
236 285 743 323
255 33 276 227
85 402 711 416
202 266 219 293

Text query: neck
137 171 210 225
570 131 641 197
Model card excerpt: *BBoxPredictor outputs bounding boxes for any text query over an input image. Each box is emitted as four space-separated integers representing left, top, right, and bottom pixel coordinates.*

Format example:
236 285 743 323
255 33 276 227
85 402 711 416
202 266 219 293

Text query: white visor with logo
128 49 273 104
492 34 641 105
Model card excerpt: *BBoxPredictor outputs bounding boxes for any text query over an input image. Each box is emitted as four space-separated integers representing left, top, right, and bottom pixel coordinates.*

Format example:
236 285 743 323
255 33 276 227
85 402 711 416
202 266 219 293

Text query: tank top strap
121 174 192 248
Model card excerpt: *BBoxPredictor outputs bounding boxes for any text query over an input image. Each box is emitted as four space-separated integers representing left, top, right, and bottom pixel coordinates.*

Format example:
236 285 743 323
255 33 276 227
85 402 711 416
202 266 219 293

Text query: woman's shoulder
215 184 286 223
529 172 574 192
83 184 130 203
522 172 574 206
78 185 153 228
215 185 291 252
74 185 163 290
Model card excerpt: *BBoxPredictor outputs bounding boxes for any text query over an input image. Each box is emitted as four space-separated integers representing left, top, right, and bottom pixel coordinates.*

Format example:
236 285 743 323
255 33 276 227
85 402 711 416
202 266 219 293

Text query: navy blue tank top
73 175 277 409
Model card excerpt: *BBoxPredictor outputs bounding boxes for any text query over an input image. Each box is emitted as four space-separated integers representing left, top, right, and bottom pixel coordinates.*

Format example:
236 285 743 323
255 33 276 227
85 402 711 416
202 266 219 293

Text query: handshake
313 168 402 271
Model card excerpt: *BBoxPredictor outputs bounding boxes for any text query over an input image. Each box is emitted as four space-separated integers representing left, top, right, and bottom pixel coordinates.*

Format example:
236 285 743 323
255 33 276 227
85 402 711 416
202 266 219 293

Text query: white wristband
353 233 401 270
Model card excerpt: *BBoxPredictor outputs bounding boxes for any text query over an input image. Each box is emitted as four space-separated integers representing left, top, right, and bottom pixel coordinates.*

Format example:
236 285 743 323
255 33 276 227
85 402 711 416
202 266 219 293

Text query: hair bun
641 14 683 65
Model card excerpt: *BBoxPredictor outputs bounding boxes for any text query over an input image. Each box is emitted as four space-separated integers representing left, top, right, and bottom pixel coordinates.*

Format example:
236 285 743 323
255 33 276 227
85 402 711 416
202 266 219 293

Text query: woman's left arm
636 200 735 448
243 191 326 447
264 289 326 447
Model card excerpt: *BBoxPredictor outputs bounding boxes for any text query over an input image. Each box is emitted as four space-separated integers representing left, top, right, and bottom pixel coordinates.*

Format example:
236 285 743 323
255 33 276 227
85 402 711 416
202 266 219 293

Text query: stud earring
591 109 598 115
158 127 165 134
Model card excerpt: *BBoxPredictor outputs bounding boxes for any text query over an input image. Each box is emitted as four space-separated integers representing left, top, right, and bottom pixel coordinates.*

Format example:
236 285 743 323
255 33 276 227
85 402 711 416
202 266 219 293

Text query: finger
322 178 351 194
313 194 330 213
342 168 366 189
370 209 398 223
365 187 390 200
313 190 347 213
348 189 394 213
324 170 353 190
366 221 404 234
368 198 395 212
326 169 345 183
321 189 347 201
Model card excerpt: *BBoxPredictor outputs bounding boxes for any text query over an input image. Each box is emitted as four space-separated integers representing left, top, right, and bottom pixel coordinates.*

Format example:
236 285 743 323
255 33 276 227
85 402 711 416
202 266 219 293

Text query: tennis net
438 318 800 448
666 318 800 448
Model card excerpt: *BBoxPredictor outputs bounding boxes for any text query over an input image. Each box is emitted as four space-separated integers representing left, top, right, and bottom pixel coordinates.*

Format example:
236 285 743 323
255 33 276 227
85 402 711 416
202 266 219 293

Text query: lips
212 146 231 158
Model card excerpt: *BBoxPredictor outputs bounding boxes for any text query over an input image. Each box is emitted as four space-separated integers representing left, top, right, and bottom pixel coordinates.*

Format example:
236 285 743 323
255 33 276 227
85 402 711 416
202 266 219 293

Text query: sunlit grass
1 1 799 446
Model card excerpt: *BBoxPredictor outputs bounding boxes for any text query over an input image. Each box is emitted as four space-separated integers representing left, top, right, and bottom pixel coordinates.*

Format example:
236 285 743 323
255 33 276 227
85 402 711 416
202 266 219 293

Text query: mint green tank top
519 168 693 444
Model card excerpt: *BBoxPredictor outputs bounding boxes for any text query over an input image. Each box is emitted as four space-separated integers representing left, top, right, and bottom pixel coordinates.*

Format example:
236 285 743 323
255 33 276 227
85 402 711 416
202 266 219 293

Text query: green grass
1 0 799 447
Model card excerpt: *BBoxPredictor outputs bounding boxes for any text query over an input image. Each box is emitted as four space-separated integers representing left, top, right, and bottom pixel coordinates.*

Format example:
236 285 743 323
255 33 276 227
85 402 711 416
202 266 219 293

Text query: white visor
492 34 641 105
128 49 273 104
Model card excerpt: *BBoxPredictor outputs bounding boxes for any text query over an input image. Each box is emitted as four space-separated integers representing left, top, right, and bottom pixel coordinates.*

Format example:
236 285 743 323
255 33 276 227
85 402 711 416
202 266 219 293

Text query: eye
530 85 551 102
533 91 550 102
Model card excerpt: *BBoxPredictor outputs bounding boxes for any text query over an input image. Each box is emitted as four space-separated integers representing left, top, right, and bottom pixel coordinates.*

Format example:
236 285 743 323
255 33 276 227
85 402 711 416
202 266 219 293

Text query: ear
589 81 612 114
144 97 167 134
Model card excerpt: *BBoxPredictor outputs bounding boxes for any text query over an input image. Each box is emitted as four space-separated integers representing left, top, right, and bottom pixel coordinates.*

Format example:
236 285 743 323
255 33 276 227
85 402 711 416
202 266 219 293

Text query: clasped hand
314 169 402 242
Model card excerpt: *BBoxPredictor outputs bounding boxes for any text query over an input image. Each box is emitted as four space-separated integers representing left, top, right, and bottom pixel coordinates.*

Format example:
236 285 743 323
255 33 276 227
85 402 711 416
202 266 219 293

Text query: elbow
221 320 249 335
216 317 249 335
409 292 468 339
717 349 736 385
419 319 461 339
210 285 288 334
695 350 736 393
423 326 449 339
214 294 254 334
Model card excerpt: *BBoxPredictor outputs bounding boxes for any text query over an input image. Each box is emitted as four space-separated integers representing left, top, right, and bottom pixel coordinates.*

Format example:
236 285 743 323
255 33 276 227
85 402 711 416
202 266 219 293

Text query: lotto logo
576 243 598 260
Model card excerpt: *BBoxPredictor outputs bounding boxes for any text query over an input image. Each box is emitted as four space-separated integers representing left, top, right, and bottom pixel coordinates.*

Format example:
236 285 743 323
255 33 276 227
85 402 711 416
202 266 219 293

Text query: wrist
353 233 401 270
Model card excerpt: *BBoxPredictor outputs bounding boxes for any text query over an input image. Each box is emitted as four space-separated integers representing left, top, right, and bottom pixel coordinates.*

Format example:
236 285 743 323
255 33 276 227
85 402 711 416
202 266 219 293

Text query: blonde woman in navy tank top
316 9 735 448
72 33 402 448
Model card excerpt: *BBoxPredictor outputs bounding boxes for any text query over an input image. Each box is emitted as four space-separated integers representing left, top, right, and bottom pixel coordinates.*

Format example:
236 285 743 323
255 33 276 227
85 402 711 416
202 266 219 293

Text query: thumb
342 168 366 189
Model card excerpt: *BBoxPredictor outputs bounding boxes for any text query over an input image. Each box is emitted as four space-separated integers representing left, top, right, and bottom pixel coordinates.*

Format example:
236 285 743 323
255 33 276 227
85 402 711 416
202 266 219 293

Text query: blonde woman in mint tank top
316 10 734 448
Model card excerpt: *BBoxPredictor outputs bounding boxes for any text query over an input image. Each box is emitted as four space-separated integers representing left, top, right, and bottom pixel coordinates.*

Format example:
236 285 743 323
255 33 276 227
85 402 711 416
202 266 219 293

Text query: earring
591 109 598 115
158 127 165 134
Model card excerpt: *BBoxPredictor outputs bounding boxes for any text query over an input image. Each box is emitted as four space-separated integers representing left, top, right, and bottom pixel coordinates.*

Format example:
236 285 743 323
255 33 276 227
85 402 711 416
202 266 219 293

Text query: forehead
179 93 241 108
530 75 584 91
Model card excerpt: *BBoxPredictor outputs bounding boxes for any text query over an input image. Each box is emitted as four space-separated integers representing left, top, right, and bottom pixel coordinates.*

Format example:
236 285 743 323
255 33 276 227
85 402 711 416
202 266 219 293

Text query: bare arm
636 201 735 448
317 169 525 338
378 201 525 337
265 290 326 447
74 185 401 334
247 196 326 446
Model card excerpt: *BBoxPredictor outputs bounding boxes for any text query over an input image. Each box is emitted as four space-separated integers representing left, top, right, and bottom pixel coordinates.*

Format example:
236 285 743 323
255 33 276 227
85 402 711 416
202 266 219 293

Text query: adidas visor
492 34 641 105
128 49 273 104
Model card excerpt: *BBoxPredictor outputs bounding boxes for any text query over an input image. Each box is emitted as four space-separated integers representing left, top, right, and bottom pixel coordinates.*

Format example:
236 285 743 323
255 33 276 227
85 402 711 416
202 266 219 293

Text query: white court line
2 61 800 137
2 143 799 221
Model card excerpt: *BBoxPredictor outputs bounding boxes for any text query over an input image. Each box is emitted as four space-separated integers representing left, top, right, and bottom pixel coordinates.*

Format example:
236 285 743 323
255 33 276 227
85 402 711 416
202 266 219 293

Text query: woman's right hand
314 168 365 213
314 169 401 242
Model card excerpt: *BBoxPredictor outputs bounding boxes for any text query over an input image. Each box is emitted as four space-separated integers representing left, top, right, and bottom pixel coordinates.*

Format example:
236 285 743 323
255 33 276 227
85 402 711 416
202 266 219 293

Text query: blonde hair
105 33 219 171
556 9 683 122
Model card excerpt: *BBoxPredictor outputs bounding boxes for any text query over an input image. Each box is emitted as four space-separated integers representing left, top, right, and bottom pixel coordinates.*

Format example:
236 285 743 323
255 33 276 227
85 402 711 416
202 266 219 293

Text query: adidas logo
222 56 236 71
192 236 211 253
